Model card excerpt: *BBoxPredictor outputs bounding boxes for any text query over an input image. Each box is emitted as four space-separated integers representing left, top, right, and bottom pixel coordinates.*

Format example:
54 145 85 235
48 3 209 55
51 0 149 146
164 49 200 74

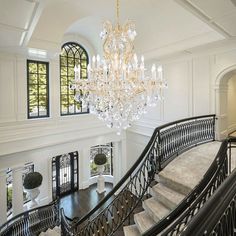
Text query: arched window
60 42 89 115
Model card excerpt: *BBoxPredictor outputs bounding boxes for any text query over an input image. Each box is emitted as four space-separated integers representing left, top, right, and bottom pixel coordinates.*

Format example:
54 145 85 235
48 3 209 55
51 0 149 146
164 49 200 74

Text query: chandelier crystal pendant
72 0 167 135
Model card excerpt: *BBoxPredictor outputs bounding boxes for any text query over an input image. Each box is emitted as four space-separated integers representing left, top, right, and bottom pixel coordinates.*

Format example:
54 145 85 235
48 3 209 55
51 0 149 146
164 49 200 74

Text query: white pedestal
96 174 106 194
25 187 40 209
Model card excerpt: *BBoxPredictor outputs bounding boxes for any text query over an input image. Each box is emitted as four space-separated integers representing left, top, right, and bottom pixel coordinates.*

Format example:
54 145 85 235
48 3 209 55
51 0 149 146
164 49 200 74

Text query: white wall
126 46 236 165
227 75 236 133
1 40 236 214
0 50 127 210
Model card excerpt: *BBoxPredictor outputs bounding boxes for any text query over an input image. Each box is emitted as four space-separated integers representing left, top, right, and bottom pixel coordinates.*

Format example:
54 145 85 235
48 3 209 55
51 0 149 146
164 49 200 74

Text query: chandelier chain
116 0 120 24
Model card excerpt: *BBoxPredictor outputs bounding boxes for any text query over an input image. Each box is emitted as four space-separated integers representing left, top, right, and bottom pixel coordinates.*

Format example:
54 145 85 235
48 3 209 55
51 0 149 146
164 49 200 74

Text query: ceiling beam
174 0 232 38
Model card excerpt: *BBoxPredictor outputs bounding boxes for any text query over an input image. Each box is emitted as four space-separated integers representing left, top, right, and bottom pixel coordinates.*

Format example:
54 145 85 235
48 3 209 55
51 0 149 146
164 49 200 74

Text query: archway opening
216 68 236 139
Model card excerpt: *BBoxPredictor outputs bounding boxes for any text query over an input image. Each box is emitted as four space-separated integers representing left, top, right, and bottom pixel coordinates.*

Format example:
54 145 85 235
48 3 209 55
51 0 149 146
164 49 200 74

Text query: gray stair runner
123 141 221 236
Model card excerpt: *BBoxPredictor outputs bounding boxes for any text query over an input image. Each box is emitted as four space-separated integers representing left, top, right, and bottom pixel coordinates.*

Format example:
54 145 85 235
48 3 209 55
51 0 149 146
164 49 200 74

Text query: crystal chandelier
72 0 167 135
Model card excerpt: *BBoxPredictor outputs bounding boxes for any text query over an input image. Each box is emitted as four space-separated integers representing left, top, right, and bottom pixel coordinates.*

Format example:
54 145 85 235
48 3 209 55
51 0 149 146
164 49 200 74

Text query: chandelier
72 0 167 135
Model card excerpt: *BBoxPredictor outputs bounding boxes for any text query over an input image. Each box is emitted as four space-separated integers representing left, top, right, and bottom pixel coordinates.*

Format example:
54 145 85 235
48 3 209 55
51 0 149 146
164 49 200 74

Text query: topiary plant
94 153 107 166
23 172 43 189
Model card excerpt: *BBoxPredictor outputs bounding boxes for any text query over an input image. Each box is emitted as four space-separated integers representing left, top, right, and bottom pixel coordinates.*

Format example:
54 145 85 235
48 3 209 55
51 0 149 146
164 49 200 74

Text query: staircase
123 141 221 235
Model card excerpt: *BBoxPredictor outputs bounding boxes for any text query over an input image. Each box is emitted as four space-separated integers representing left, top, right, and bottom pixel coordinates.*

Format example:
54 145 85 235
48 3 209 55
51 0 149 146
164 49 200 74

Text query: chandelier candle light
72 0 167 135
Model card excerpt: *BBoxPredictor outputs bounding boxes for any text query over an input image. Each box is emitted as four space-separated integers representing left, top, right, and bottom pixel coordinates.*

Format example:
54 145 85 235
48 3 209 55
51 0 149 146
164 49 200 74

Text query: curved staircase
124 141 221 235
3 115 235 236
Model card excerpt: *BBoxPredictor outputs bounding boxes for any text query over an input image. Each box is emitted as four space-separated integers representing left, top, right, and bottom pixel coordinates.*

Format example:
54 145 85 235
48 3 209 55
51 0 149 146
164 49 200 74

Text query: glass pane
61 67 67 76
39 85 47 95
69 95 75 104
61 95 68 104
61 86 68 94
68 50 74 58
38 64 46 74
69 105 75 113
81 52 87 60
29 74 37 84
75 58 80 65
28 63 37 73
39 107 47 116
29 95 38 106
68 67 75 77
81 69 87 78
61 105 68 114
39 74 47 84
61 76 67 86
60 56 67 67
68 57 74 66
61 48 67 57
29 106 38 117
81 60 87 69
39 96 47 106
29 84 38 95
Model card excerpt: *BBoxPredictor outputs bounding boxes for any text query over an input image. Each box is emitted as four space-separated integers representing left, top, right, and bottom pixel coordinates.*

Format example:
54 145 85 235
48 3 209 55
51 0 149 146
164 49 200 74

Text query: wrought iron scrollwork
0 199 60 236
61 115 216 236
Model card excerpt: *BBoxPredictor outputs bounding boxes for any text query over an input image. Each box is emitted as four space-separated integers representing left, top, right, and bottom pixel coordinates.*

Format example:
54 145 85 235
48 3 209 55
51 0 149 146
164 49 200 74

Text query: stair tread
158 142 221 193
123 225 141 236
134 211 156 234
143 197 170 223
151 183 186 209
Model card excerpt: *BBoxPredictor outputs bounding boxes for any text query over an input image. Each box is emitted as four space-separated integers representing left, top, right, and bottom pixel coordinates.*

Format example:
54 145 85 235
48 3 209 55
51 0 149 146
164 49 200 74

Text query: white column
113 138 127 187
0 169 7 225
80 147 91 189
113 141 121 186
12 166 24 216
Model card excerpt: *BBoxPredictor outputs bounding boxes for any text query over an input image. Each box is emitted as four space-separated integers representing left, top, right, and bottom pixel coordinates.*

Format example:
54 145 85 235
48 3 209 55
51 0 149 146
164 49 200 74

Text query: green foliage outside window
27 60 49 118
60 42 89 115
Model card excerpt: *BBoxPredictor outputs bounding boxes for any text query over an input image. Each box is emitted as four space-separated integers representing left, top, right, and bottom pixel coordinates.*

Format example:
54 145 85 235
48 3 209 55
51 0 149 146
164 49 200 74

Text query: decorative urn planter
23 172 43 209
94 153 107 194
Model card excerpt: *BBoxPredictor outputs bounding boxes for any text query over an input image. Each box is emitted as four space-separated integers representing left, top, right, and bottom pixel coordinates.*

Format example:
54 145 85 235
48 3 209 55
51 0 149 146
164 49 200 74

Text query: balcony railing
0 199 59 236
61 115 216 235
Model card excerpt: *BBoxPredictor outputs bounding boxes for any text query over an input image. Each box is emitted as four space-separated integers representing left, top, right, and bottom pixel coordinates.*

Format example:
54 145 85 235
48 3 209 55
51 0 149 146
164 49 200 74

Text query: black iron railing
61 115 216 236
180 155 236 236
160 139 229 235
0 199 59 236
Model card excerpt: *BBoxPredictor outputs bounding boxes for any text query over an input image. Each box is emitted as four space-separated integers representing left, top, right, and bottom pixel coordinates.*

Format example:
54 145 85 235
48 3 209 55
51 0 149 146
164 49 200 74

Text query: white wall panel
192 56 211 115
0 57 16 122
163 60 190 121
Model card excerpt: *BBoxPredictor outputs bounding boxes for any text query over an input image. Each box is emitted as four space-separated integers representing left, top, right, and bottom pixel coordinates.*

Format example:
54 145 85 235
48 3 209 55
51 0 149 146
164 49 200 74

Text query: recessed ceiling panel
216 13 236 36
0 0 35 29
188 0 236 19
0 28 23 48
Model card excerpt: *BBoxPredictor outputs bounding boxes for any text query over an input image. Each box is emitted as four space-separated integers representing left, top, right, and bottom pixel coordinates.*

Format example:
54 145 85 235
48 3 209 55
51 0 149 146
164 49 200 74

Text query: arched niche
215 65 236 139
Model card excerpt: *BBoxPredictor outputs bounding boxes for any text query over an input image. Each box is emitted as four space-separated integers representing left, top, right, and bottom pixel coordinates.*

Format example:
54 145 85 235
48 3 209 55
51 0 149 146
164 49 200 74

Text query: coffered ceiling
0 0 235 58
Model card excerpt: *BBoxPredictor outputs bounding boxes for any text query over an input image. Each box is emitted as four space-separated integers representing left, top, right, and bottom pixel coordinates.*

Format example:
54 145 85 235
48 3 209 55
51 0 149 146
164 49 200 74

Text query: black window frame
27 59 50 119
60 42 89 116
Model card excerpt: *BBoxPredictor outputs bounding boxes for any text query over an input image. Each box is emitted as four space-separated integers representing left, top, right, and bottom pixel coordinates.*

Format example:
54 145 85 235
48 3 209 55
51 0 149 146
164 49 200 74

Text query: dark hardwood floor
59 182 114 219
59 183 144 236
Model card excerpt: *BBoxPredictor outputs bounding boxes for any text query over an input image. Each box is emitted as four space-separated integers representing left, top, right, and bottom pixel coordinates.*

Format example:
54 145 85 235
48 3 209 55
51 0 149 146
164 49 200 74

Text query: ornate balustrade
61 115 216 236
144 137 235 235
0 199 59 236
0 115 218 236
180 152 236 236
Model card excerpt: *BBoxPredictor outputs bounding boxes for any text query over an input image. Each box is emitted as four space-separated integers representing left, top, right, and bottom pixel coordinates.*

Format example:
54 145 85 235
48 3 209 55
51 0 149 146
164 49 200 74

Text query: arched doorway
215 66 236 139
